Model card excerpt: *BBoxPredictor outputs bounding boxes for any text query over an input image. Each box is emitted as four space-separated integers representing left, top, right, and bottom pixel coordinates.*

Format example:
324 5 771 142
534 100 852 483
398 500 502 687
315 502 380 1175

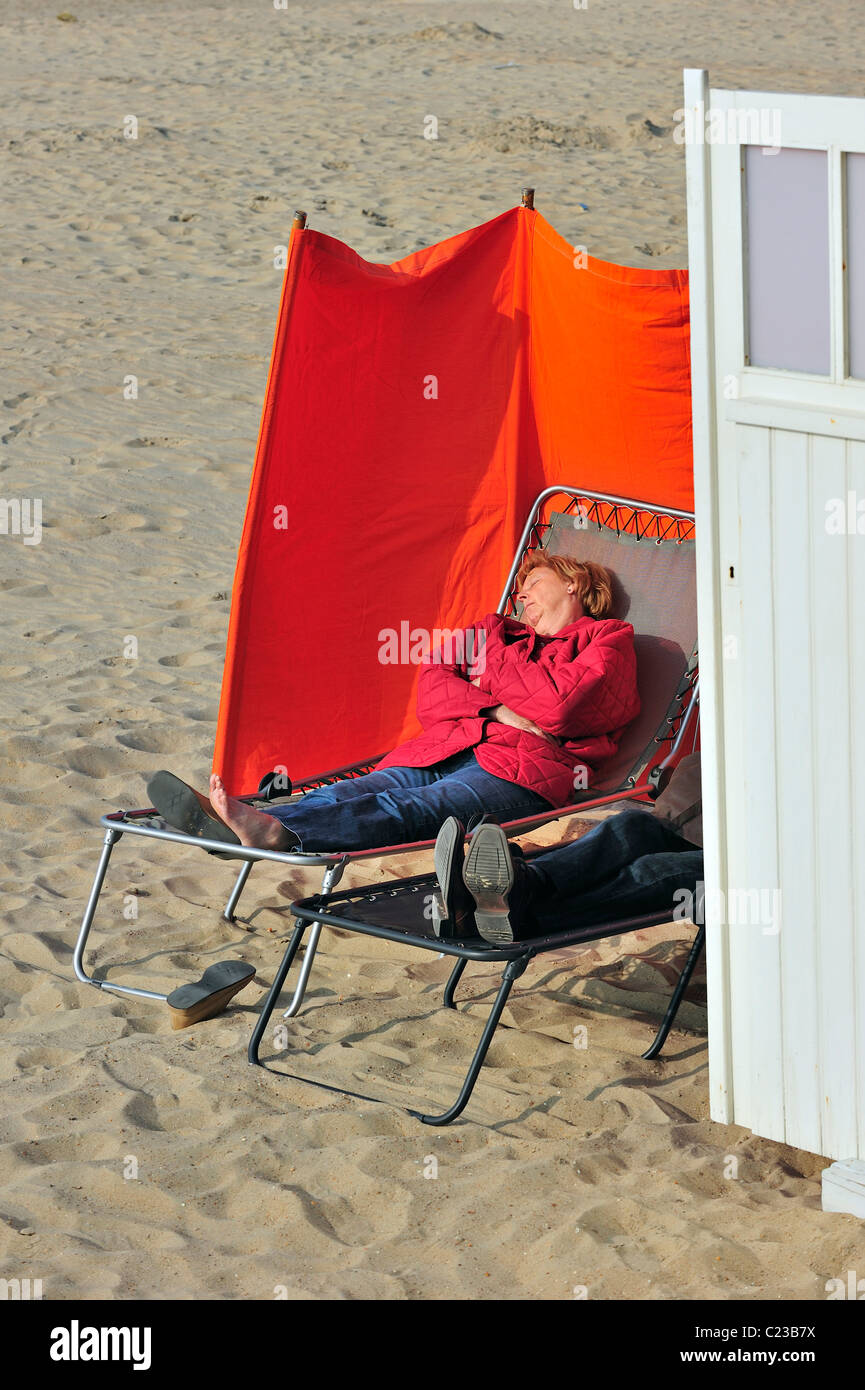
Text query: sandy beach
1 0 864 1301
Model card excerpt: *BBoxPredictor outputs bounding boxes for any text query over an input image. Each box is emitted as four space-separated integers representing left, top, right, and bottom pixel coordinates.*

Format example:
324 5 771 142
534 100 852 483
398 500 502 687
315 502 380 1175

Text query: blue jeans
265 749 549 852
523 807 703 932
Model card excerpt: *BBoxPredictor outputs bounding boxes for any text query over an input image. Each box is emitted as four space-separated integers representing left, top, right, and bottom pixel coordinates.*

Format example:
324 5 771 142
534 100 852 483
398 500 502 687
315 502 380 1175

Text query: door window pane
847 152 865 379
744 146 830 375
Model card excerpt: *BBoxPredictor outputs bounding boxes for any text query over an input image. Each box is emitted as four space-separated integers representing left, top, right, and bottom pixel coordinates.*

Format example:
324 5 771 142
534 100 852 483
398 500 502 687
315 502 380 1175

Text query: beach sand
1 0 863 1300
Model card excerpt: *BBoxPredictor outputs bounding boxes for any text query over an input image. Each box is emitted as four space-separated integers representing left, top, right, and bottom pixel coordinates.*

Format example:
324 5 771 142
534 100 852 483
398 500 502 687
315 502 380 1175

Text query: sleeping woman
147 555 640 853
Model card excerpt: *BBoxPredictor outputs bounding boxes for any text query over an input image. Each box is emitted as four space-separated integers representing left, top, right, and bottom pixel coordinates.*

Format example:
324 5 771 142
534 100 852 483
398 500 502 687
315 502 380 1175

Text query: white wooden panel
848 441 865 1158
734 423 785 1141
810 434 857 1157
710 134 748 398
682 67 734 1125
712 87 865 154
726 397 865 442
772 429 821 1153
717 439 748 1123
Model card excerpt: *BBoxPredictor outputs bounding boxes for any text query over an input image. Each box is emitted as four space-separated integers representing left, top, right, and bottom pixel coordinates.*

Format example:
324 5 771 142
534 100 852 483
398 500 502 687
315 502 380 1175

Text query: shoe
166 960 255 1029
462 825 538 944
147 771 242 847
431 817 479 938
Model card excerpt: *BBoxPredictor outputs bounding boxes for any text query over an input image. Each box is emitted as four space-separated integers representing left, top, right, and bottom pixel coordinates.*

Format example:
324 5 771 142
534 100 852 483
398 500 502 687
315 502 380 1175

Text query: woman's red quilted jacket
375 612 640 808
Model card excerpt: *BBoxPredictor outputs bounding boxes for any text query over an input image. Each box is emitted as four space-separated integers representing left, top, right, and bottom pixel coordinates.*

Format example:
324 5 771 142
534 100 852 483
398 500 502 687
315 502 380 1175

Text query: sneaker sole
432 816 466 938
463 825 515 945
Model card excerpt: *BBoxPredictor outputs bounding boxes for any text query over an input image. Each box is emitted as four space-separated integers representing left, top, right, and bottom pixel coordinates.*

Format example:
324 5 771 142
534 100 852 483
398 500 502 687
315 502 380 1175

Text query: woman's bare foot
209 774 296 849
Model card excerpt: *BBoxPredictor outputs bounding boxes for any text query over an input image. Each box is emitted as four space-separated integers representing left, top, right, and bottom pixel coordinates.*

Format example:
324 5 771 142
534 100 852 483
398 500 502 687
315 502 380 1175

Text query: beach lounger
243 487 701 1121
72 484 698 1046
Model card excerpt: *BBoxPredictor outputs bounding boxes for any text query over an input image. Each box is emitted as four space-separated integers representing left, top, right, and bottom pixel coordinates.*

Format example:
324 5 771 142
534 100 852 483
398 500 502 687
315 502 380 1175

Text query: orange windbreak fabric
529 217 692 517
213 207 691 793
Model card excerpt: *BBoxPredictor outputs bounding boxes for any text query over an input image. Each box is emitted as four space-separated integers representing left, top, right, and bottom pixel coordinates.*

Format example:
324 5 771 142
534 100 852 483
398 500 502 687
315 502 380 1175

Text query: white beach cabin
684 68 865 1216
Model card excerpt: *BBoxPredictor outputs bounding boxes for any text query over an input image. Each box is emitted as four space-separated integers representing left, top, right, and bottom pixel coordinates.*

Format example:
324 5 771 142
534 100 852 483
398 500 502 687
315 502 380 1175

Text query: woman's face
516 565 584 636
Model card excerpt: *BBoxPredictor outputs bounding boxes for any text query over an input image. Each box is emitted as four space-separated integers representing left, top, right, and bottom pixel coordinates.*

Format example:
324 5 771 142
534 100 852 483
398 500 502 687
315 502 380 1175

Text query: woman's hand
470 675 557 743
490 703 560 745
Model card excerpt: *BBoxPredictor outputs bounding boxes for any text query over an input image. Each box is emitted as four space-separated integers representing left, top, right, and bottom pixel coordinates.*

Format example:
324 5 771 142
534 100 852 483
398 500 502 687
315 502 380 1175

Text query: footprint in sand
406 22 503 42
126 437 192 450
185 705 220 722
474 115 617 154
634 241 673 258
0 579 51 596
65 747 128 778
14 1047 70 1073
157 648 222 668
163 876 214 907
116 726 185 754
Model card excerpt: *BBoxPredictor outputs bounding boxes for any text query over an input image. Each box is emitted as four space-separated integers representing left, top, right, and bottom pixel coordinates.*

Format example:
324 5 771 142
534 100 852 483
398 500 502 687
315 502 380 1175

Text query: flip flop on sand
166 960 256 1030
146 770 241 848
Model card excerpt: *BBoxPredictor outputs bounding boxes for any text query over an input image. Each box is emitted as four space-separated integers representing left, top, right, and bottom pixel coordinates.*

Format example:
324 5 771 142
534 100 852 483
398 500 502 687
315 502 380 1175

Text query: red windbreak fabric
213 207 691 793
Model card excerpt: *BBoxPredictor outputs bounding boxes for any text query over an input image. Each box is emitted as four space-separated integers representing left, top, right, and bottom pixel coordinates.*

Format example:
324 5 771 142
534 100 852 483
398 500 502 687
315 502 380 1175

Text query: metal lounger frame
73 484 698 1020
248 872 707 1126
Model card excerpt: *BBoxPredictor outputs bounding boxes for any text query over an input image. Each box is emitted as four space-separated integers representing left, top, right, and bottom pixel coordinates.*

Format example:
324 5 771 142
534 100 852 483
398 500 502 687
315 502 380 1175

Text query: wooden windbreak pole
521 187 535 209
292 210 308 231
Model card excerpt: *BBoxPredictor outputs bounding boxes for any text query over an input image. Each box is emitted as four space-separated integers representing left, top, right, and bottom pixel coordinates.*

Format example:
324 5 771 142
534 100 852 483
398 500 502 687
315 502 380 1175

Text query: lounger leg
409 954 530 1126
72 827 168 1002
223 860 254 922
641 924 706 1060
443 958 467 1009
281 858 349 1019
248 921 307 1065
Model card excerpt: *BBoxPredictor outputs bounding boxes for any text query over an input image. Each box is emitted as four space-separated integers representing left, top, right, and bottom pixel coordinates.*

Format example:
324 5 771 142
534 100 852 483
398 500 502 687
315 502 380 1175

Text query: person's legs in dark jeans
512 808 703 933
530 847 704 932
264 749 550 851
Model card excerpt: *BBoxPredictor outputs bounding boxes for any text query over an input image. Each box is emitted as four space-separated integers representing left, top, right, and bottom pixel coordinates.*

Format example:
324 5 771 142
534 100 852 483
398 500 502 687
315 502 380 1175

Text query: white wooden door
685 70 865 1161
